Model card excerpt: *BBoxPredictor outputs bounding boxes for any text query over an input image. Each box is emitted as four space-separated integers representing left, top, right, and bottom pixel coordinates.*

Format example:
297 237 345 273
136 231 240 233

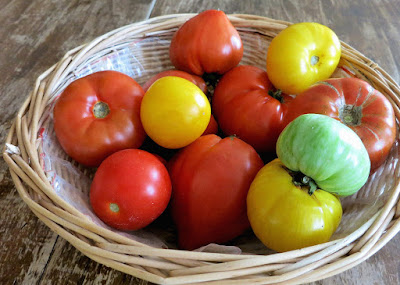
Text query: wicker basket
3 13 400 284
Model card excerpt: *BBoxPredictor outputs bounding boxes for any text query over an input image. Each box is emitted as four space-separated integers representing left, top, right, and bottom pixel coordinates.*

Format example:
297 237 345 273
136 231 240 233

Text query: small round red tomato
284 77 396 172
90 149 172 230
168 134 264 250
142 69 207 93
169 10 243 75
53 71 146 167
212 65 293 153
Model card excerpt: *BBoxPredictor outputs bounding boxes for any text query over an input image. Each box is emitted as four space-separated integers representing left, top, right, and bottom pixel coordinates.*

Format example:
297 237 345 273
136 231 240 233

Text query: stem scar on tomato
93 101 110 119
109 203 120 213
311 55 319 66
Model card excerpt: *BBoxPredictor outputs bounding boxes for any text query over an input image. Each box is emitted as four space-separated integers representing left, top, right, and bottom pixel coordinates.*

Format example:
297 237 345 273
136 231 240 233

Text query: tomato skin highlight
284 77 396 172
90 149 172 231
247 159 342 252
212 65 292 153
169 10 243 75
140 76 211 149
168 134 264 250
53 71 146 167
266 22 341 94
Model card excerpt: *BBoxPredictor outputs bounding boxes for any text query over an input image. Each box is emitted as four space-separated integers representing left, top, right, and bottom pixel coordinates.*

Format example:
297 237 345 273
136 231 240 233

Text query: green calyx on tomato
285 167 318 195
277 114 370 196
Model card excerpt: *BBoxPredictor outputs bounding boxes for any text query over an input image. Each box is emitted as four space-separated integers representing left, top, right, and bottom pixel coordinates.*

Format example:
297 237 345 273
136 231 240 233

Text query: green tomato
276 114 370 196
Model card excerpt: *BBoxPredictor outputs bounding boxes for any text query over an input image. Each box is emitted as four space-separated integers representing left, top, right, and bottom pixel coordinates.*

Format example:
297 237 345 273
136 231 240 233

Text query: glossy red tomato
53 71 146 167
284 77 396 172
212 65 293 153
90 149 172 230
168 134 264 250
169 10 243 75
142 69 207 93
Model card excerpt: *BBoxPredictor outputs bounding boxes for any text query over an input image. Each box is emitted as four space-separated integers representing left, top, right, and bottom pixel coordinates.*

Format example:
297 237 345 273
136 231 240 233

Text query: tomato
168 134 264 250
90 149 171 230
212 65 293 153
53 71 145 167
277 114 370 196
169 10 243 75
142 70 217 136
142 69 207 93
284 77 396 172
266 22 341 94
247 159 342 252
202 114 218 136
140 76 211 149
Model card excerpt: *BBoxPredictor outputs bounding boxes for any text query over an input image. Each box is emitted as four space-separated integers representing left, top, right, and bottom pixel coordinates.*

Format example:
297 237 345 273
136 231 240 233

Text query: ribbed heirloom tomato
168 135 264 250
90 149 172 230
53 71 146 167
247 159 342 252
169 10 243 75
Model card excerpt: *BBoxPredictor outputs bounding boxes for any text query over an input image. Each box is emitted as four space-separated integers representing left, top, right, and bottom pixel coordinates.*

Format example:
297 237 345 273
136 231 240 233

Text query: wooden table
1 0 400 284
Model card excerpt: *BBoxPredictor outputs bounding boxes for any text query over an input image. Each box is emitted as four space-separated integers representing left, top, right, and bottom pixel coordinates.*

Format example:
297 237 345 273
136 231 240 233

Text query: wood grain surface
1 0 400 284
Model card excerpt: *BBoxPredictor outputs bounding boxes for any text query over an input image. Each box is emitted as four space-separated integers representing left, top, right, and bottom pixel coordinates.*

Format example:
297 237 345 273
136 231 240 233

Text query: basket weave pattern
3 14 400 284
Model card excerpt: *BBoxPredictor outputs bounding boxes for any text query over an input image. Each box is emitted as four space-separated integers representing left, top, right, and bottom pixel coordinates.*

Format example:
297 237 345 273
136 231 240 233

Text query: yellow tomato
140 76 211 149
266 22 341 94
247 159 342 252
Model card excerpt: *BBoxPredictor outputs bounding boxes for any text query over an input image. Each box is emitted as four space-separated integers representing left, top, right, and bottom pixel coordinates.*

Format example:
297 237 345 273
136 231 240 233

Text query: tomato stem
203 72 222 97
311 55 319 66
268 89 284 103
93 101 110 119
288 169 318 195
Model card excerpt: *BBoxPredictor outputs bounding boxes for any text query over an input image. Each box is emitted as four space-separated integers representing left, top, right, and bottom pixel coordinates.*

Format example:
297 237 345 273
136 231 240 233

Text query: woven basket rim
3 13 400 284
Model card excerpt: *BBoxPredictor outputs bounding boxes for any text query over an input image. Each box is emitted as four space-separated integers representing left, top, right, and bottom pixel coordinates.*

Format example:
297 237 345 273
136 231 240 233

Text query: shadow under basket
3 13 400 285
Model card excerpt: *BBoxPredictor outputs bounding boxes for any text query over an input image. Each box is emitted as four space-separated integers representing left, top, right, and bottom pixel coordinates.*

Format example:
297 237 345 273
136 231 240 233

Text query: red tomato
202 114 218 136
142 70 207 93
212 65 293 153
169 10 243 75
168 134 264 250
284 77 396 172
53 71 146 167
90 149 172 230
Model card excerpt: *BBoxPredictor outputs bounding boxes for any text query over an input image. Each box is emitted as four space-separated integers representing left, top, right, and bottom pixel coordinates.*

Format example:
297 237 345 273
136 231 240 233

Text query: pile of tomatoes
53 10 396 252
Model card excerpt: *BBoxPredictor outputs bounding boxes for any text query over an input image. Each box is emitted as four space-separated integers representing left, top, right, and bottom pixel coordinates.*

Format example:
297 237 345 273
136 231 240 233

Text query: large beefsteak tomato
247 159 342 252
169 10 243 75
284 77 396 172
212 65 292 153
53 71 146 167
168 134 264 250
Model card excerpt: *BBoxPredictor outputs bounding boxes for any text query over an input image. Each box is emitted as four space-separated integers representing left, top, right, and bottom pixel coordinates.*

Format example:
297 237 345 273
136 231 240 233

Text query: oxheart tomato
266 22 341 94
140 76 211 149
212 65 292 153
247 159 342 252
277 114 370 196
90 149 171 230
284 77 396 172
169 10 243 75
168 134 264 250
53 70 146 167
142 69 207 93
142 70 218 136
